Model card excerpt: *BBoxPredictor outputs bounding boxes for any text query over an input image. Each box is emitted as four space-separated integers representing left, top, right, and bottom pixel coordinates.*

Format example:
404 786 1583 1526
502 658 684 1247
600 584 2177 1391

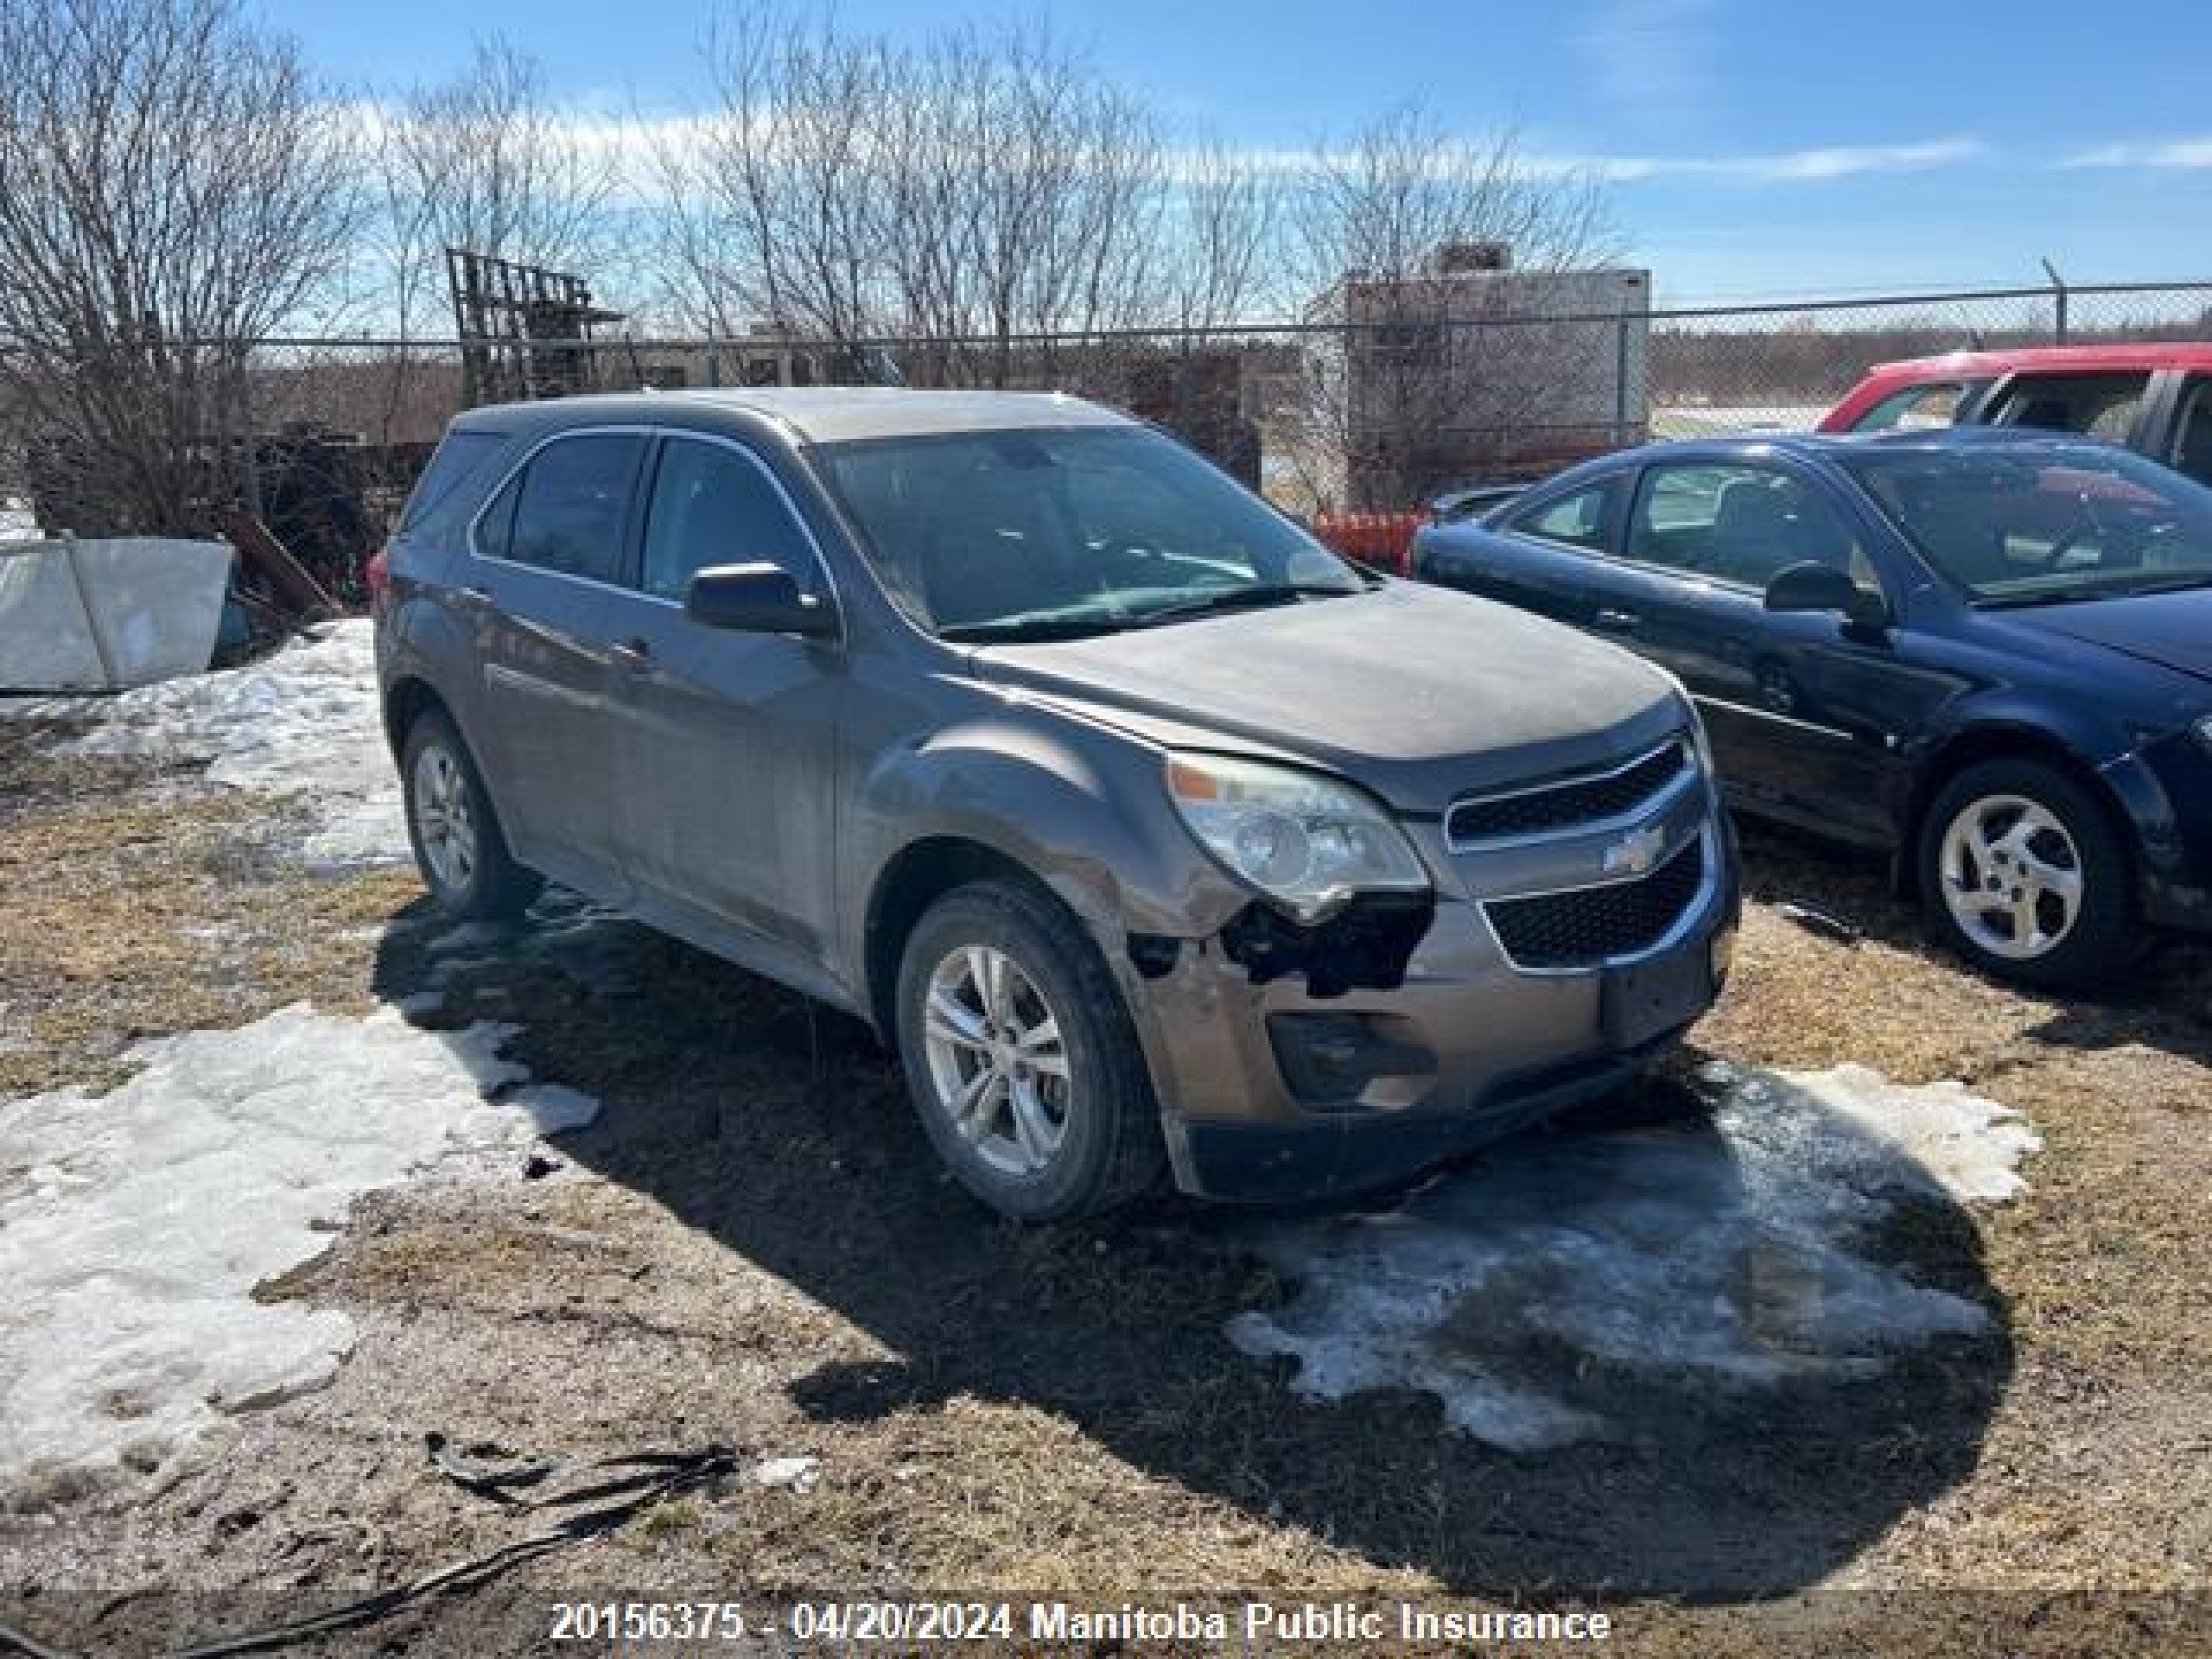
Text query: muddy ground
0 734 2207 1657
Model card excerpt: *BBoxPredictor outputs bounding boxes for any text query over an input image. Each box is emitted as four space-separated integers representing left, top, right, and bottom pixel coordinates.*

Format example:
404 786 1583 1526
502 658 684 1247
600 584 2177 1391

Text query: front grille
1446 741 1690 845
1484 836 1707 970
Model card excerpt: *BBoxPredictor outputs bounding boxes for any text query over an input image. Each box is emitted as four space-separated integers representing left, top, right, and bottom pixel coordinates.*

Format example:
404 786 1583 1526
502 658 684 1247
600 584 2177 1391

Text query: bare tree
650 11 1166 385
387 37 623 301
0 0 364 535
1280 106 1619 511
1154 137 1285 332
352 36 630 442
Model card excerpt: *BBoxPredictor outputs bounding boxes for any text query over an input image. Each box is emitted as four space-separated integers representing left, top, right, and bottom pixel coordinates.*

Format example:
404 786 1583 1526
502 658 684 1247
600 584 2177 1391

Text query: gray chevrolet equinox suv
374 389 1739 1217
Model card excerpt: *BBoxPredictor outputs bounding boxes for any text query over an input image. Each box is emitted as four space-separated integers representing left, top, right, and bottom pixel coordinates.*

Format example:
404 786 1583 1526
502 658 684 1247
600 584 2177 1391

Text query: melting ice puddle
1227 1062 2039 1450
0 1004 599 1505
423 893 650 997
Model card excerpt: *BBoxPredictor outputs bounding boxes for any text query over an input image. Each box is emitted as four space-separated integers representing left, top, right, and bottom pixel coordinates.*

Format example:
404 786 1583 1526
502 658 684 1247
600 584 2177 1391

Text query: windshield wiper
1978 589 2097 611
2107 574 2212 598
937 614 1123 644
1980 573 2212 609
938 581 1371 642
1130 582 1368 627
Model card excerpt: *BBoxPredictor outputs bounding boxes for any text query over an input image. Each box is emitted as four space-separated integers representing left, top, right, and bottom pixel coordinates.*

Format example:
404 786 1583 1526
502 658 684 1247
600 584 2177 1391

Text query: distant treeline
1649 308 2212 405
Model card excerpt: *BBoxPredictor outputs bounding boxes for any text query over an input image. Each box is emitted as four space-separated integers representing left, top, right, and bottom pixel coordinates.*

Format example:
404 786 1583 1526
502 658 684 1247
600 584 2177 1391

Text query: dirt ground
1 733 2207 1657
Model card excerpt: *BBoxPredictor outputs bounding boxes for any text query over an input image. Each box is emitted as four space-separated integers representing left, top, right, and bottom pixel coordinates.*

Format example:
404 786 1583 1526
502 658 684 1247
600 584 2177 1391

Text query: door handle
455 583 493 608
1593 607 1642 633
609 637 653 671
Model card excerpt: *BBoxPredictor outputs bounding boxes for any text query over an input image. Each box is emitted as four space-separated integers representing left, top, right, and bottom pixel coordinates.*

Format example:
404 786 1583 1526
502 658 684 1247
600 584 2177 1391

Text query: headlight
1166 752 1430 923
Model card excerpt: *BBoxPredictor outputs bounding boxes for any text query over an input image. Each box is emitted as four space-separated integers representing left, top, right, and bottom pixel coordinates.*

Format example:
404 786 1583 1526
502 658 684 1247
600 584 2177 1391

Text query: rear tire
1916 757 2137 988
894 879 1166 1220
400 709 542 921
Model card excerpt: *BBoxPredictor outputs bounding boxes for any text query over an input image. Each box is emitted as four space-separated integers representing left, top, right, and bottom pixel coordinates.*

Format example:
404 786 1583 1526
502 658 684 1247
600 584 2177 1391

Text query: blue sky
269 0 2212 303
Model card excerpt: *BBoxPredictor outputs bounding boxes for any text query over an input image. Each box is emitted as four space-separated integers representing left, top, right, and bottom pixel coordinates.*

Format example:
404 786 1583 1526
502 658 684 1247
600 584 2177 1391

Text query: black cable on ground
0 1435 741 1659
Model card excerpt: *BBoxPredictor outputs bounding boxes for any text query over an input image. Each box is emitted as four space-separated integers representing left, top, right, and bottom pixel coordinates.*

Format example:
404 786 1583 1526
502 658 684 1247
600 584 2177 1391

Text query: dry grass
1 748 2207 1657
0 743 416 1096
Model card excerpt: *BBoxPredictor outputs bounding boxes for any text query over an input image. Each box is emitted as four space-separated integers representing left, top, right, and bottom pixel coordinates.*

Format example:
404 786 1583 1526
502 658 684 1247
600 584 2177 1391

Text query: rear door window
495 434 647 584
474 471 522 562
1986 372 2150 442
1508 480 1618 552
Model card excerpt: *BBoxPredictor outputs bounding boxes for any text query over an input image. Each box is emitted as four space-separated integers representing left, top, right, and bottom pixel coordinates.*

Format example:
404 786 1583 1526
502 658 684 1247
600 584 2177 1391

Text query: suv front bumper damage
1116 856 1739 1205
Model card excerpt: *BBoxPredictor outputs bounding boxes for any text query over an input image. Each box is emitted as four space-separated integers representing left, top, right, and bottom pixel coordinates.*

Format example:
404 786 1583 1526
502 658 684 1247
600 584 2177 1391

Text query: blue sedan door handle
1593 606 1642 634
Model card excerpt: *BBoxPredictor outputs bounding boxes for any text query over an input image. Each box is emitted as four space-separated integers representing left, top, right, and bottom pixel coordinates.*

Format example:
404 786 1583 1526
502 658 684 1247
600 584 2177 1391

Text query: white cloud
1221 136 1986 187
2063 137 2212 170
1555 137 1987 183
347 87 1989 196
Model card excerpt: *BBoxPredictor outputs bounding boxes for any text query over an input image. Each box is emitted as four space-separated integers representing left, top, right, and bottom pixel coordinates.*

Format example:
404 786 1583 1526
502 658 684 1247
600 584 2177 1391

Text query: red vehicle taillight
365 547 391 620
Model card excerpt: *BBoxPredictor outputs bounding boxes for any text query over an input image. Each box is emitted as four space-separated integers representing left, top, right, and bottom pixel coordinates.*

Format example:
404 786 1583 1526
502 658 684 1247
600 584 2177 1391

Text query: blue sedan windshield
1843 443 2212 607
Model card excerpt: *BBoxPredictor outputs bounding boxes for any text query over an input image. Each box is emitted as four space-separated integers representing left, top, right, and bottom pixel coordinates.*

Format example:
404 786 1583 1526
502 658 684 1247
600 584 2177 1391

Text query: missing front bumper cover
1217 893 1435 997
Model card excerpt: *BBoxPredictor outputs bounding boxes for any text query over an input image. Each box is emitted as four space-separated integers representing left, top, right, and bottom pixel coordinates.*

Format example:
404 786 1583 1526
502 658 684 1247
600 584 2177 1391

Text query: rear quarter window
397 430 506 539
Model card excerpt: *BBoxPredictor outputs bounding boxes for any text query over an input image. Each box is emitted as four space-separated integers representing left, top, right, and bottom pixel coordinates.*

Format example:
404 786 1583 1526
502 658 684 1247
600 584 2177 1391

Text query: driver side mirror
1764 560 1890 630
685 563 837 639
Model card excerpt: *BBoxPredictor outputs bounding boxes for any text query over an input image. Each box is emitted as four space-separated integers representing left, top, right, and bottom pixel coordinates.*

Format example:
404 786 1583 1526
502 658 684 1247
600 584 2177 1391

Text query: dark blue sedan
1413 429 2212 986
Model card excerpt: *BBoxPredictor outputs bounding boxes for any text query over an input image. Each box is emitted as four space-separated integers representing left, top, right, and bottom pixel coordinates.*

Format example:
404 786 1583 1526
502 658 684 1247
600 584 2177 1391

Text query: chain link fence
5 280 2209 603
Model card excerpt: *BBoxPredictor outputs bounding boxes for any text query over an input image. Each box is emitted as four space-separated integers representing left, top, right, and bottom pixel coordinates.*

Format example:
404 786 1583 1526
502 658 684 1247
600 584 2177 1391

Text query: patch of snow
63 620 404 866
752 1455 821 1493
1741 1061 2040 1203
0 1004 600 1506
1228 1064 2037 1452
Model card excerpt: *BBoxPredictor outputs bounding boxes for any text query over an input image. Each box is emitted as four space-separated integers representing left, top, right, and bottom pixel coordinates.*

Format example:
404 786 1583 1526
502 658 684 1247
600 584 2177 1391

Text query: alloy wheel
1937 792 2084 962
920 944 1073 1178
411 741 479 893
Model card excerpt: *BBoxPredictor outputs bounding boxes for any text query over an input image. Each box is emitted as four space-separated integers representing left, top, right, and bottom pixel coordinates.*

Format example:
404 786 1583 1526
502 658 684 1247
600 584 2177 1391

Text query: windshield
812 424 1366 640
1842 442 2212 607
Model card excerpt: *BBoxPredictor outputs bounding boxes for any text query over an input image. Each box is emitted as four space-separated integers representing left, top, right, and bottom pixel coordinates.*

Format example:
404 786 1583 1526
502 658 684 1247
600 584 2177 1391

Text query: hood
2000 588 2212 684
965 582 1685 814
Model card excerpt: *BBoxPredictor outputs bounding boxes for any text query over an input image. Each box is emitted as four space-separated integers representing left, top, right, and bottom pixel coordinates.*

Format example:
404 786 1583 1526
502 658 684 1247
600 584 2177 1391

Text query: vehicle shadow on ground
1737 819 2212 1064
372 896 2014 1605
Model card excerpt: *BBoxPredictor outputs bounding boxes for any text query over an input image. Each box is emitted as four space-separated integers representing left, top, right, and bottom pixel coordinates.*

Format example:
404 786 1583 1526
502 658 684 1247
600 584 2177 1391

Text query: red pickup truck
1819 343 2212 488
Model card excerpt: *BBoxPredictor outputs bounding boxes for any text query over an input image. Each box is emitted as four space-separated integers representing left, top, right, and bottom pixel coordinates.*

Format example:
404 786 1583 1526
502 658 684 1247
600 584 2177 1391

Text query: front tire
400 709 542 921
893 880 1166 1220
1917 757 2137 988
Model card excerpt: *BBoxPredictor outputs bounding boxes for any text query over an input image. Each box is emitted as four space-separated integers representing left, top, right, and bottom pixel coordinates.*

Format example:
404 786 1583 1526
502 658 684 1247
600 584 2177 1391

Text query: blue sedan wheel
1918 759 2137 988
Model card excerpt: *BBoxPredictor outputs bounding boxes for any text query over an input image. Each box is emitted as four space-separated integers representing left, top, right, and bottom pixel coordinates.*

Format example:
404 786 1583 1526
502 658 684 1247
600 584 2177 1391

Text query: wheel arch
381 673 449 758
1898 723 2137 899
862 836 1053 1040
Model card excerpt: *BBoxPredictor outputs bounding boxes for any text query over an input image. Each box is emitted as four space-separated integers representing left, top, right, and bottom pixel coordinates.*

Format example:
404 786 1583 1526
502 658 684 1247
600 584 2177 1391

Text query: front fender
846 712 1243 958
1902 690 2139 827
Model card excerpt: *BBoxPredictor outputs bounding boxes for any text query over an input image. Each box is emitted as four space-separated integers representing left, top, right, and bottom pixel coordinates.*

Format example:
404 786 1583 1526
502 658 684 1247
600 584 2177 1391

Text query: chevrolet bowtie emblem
1602 823 1667 878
